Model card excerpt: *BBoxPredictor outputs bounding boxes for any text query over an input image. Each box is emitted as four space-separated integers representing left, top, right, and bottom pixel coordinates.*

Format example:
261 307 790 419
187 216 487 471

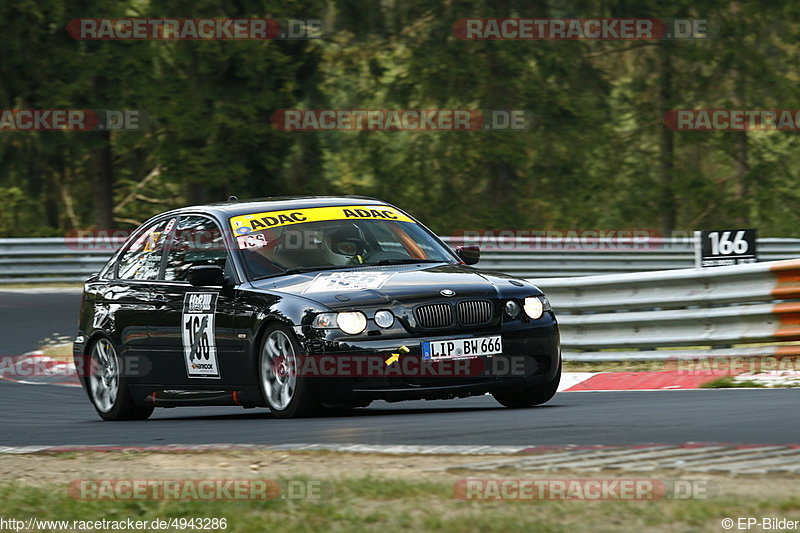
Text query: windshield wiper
253 264 353 280
253 260 446 280
369 259 446 266
281 265 356 275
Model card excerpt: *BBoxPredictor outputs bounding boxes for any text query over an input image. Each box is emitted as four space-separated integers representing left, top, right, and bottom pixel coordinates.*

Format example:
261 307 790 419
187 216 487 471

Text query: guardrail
443 236 800 277
0 236 800 284
0 238 125 284
531 259 800 361
2 237 800 363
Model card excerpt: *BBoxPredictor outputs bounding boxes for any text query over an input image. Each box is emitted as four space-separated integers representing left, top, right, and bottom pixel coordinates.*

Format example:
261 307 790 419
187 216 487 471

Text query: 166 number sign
695 229 757 267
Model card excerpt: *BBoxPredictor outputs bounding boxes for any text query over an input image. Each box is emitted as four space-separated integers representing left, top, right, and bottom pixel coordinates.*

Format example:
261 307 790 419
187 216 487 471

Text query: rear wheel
492 359 561 408
88 337 153 421
258 324 321 418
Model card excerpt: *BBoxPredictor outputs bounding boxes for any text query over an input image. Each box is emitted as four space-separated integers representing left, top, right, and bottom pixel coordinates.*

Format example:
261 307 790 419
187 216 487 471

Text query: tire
492 358 561 409
86 337 154 421
257 323 322 418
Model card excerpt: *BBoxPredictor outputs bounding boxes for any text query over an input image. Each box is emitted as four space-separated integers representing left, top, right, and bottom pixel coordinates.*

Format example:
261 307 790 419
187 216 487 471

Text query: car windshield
229 205 456 279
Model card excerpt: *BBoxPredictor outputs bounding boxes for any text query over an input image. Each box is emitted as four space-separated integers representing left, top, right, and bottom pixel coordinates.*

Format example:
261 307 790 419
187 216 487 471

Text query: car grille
415 303 453 328
414 300 494 328
457 300 493 325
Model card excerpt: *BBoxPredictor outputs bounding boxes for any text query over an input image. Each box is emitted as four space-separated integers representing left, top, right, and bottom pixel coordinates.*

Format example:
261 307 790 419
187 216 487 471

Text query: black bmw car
74 196 560 420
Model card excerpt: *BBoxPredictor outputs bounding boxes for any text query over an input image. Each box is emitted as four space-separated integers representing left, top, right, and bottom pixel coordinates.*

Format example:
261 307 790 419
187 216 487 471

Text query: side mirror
455 245 480 265
187 265 225 287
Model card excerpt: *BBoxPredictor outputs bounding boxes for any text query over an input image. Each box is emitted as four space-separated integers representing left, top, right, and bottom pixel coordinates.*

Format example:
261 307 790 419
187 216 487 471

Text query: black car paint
74 196 560 410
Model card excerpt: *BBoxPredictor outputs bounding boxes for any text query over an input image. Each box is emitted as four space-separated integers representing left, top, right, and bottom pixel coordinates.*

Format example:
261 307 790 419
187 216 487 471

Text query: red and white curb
559 370 800 391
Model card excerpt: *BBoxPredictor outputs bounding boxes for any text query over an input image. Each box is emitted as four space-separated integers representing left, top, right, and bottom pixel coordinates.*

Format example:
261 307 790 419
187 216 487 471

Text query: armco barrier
0 237 125 284
531 259 800 361
445 236 800 278
2 237 800 363
1 236 799 284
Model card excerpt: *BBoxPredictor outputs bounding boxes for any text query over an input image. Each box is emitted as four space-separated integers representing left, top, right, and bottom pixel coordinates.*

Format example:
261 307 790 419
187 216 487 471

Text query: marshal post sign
694 229 758 267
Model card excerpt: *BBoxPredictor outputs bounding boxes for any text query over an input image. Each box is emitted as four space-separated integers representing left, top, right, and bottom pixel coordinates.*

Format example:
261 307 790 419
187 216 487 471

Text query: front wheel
492 359 561 408
87 337 154 421
258 324 321 418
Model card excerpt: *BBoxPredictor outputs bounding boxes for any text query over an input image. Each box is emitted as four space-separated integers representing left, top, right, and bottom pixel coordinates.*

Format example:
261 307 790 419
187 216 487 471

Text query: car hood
248 263 542 310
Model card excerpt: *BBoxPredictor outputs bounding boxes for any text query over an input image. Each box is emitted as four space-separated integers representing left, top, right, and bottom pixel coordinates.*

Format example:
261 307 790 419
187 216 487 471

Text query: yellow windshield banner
229 205 415 234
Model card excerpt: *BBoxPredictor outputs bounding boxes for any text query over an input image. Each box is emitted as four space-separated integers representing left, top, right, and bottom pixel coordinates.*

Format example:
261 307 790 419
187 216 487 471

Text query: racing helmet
322 223 366 265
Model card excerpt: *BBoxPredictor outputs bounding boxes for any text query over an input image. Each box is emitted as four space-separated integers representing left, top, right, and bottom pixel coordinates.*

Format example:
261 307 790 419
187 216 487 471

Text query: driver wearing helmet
322 223 367 265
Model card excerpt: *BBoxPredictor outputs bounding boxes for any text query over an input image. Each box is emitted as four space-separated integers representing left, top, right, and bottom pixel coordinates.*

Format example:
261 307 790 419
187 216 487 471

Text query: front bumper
302 316 560 403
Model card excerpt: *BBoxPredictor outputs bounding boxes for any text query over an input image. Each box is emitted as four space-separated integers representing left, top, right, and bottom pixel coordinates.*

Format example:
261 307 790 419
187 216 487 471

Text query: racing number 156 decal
182 292 220 379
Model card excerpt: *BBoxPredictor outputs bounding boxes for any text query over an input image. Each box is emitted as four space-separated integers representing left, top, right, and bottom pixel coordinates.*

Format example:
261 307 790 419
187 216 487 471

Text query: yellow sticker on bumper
229 205 414 234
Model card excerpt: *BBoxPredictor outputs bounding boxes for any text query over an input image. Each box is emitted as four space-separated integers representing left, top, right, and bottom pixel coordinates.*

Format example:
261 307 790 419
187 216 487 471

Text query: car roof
161 195 394 219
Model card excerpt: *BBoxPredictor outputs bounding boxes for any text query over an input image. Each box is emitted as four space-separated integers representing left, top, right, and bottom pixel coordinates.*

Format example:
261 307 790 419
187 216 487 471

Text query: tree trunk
733 132 750 226
658 43 677 235
91 130 114 229
732 66 750 227
186 180 206 205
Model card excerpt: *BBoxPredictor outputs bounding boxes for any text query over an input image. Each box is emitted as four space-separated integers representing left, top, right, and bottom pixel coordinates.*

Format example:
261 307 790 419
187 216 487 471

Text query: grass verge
562 360 668 372
700 377 767 389
1 477 799 533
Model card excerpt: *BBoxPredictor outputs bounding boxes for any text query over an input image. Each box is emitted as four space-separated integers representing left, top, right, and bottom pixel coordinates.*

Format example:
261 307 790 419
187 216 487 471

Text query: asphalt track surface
0 289 81 355
1 380 798 447
1 290 798 447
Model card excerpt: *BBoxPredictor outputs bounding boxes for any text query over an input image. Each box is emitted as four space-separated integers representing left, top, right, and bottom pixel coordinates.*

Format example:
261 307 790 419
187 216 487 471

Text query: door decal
182 292 220 379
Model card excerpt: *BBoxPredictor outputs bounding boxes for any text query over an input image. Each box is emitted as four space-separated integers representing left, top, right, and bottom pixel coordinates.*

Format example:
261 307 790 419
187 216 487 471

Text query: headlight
523 297 546 320
336 311 368 335
374 310 394 328
504 300 520 318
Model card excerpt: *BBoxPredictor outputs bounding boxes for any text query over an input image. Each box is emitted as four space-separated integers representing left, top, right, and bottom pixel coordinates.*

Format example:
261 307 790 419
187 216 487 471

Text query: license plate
421 335 502 360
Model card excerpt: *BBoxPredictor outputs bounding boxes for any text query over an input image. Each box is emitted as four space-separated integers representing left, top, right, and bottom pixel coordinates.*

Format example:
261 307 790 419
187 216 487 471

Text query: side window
116 218 175 280
163 216 228 282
